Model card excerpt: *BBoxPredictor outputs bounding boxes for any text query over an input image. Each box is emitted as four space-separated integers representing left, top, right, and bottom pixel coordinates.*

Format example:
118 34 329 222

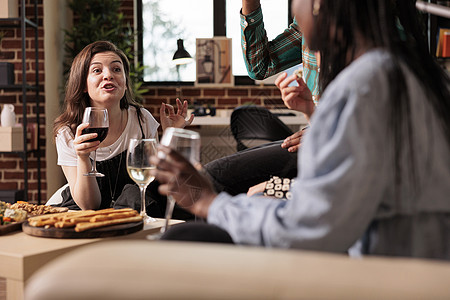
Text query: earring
313 0 321 16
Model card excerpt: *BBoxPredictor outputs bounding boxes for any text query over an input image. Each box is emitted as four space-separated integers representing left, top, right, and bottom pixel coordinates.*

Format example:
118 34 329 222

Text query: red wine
82 127 109 143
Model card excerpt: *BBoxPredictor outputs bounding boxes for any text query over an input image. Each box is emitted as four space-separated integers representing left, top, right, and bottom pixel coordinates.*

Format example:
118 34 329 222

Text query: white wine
127 166 156 186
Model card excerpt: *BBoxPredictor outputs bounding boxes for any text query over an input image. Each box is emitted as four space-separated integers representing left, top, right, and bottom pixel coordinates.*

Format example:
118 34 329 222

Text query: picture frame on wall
195 37 233 86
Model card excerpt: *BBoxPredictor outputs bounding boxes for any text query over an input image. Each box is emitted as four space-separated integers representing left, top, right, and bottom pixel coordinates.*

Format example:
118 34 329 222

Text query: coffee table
0 219 182 300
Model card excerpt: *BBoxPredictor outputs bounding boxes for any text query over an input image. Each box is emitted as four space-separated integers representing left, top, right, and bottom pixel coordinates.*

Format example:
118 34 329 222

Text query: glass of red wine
82 107 109 177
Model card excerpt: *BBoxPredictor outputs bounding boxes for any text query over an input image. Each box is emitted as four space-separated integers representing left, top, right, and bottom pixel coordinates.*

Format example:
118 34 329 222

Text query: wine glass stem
139 185 147 217
161 195 176 234
92 149 98 173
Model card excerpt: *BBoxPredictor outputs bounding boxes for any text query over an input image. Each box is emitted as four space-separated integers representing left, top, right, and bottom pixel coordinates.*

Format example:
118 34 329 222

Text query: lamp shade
172 39 193 65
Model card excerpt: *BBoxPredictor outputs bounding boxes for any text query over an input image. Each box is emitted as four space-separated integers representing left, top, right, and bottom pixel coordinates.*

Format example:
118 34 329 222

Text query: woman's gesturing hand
160 98 195 131
150 145 217 219
73 123 100 159
275 72 315 120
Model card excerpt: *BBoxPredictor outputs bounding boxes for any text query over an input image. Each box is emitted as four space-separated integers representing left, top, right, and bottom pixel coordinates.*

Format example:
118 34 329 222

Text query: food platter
0 221 26 235
0 207 69 236
22 220 143 239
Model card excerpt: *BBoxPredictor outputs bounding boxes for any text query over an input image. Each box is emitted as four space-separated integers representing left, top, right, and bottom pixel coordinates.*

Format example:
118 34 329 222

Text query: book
436 28 450 57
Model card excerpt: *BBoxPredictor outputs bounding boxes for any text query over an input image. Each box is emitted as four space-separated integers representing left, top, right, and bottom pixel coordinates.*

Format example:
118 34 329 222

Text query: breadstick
54 220 76 228
29 211 81 222
27 208 141 231
90 211 138 222
75 216 143 232
68 216 94 223
29 218 58 227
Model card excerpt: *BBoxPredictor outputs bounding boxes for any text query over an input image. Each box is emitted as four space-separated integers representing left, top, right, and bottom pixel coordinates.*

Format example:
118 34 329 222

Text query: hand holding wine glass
148 127 201 239
127 138 158 224
82 107 109 177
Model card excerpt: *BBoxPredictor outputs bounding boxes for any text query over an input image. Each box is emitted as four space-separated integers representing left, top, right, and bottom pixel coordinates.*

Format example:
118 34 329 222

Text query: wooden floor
0 277 5 300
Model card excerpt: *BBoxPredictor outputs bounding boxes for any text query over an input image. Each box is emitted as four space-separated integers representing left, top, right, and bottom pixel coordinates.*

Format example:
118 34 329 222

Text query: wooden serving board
0 221 25 235
22 220 143 239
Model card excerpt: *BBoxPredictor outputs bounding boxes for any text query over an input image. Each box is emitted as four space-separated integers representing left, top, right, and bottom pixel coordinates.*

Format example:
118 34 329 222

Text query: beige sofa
25 240 450 299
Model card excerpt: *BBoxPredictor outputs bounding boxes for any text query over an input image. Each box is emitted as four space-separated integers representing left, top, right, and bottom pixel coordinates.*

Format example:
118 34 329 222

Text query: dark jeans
203 140 297 195
161 222 234 244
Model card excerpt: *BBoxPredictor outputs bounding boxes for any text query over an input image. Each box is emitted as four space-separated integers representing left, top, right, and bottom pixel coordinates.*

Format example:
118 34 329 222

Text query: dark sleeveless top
56 111 195 220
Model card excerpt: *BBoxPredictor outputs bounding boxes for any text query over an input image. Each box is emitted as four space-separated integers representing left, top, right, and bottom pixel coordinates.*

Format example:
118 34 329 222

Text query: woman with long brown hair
54 41 194 211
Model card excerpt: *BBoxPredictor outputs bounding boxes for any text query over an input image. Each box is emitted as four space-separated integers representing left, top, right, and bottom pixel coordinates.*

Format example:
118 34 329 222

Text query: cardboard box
0 126 24 151
0 0 19 18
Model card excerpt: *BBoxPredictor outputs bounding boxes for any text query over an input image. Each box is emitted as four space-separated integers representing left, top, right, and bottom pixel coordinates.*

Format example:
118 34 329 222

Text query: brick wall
141 85 283 121
0 0 279 204
0 0 45 203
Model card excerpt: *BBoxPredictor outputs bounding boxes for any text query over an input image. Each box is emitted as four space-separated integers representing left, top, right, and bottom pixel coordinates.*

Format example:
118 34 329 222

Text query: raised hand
275 72 315 121
160 98 195 131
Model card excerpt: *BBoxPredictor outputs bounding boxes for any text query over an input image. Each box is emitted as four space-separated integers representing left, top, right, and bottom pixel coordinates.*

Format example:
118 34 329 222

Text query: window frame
137 0 293 86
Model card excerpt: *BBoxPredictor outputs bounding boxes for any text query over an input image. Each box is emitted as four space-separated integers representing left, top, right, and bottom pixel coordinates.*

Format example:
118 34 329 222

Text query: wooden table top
0 218 183 282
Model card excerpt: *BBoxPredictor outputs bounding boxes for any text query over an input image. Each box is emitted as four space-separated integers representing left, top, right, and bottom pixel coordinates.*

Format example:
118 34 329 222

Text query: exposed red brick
0 182 18 190
143 98 168 106
273 89 282 96
0 161 17 169
240 98 262 105
264 98 285 106
30 62 44 71
157 89 177 96
193 98 216 106
31 105 45 114
0 51 15 59
27 181 45 190
218 98 238 105
2 40 22 49
30 40 44 49
19 160 44 169
227 88 248 96
3 171 26 180
142 89 156 96
17 51 45 60
250 89 272 97
14 105 30 115
0 95 17 103
1 29 15 38
203 89 225 96
179 89 201 97
25 6 43 17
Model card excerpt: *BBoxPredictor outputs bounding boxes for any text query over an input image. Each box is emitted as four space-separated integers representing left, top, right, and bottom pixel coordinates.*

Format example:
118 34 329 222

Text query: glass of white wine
147 127 201 240
126 138 158 224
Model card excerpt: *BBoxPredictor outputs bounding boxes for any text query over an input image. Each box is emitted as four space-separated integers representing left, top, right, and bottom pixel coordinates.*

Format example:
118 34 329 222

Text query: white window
142 0 213 82
226 0 289 76
141 0 290 82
